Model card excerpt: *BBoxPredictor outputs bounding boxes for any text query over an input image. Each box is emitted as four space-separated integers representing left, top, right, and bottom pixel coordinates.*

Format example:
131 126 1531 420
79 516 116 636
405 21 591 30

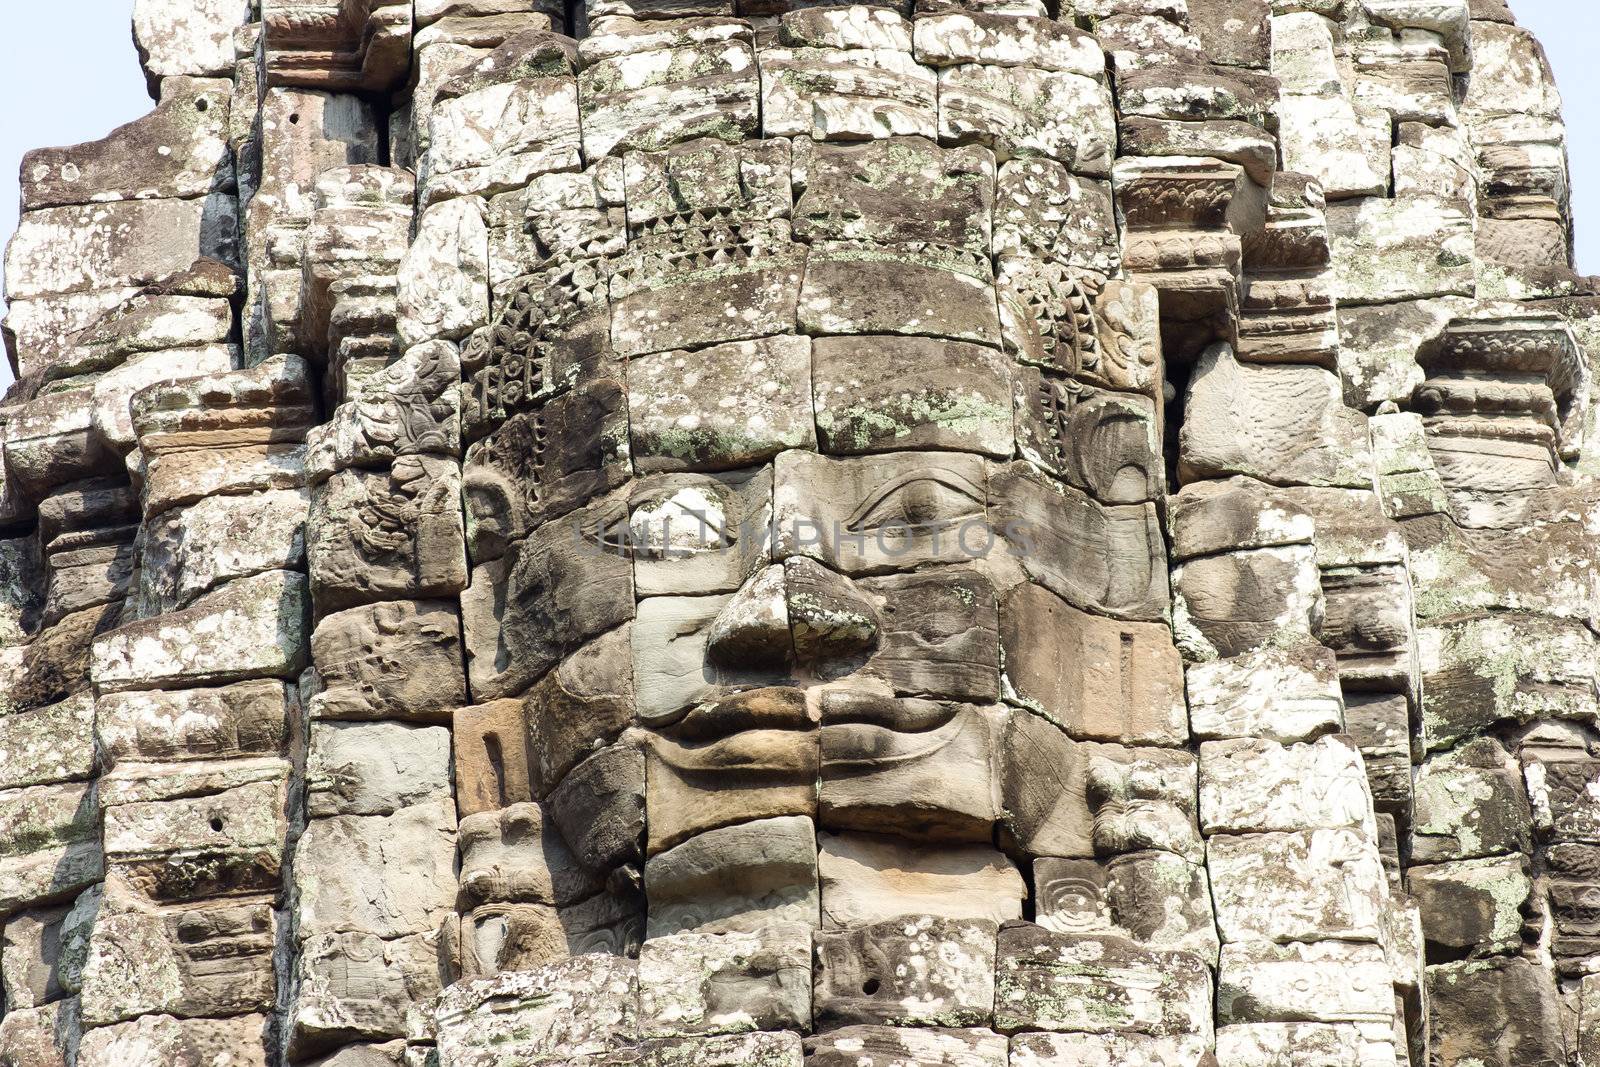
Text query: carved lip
672 685 816 740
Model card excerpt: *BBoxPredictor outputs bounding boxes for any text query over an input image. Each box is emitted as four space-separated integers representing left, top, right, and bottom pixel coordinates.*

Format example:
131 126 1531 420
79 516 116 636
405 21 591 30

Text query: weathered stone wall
0 1 1597 1065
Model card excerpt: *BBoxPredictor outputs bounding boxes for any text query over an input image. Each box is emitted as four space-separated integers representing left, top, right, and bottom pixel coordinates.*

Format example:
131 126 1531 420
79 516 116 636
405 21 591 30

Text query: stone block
101 777 288 898
5 197 235 301
798 242 1000 346
1213 1022 1399 1067
628 336 817 473
1199 736 1375 835
820 698 1000 844
287 930 443 1057
549 740 646 872
1207 829 1388 944
813 335 1012 458
987 462 1169 623
1427 956 1564 1067
814 915 996 1029
132 0 248 81
309 599 466 722
762 41 935 142
645 695 812 854
22 79 234 210
638 924 812 1037
0 783 102 913
307 721 454 817
457 801 601 911
1409 854 1530 955
578 23 759 160
525 625 634 794
77 1013 268 1067
461 495 634 702
794 136 994 254
0 693 95 790
639 1032 802 1066
141 443 310 517
1179 345 1371 490
997 160 1118 273
1 898 91 1009
293 800 458 940
79 882 276 1026
91 569 308 691
1034 852 1219 964
1009 1032 1212 1066
1001 583 1186 745
803 1026 1007 1067
138 488 309 615
938 64 1114 177
97 679 293 765
1217 941 1394 1025
644 815 821 938
993 926 1212 1038
1185 641 1345 744
1412 738 1532 862
1327 196 1475 306
453 698 535 816
307 457 469 614
819 832 1024 927
0 1001 76 1067
434 955 638 1065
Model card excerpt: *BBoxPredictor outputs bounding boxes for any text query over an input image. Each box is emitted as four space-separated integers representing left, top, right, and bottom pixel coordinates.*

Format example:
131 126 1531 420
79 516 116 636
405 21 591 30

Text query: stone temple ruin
0 0 1598 1063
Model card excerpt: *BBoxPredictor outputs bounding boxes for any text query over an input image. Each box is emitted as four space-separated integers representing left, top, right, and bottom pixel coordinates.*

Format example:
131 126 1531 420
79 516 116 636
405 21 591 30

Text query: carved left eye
844 470 985 533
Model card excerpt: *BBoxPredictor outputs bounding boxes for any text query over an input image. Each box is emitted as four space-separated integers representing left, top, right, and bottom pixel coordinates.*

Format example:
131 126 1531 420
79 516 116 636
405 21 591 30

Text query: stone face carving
3 0 1600 1064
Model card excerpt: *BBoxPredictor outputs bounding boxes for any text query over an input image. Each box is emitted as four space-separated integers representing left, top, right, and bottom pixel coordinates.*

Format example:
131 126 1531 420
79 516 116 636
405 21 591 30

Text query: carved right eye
844 470 986 533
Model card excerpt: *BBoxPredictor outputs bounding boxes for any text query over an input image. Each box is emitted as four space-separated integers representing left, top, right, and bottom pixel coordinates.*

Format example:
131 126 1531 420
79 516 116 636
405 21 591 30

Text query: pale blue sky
0 2 1596 391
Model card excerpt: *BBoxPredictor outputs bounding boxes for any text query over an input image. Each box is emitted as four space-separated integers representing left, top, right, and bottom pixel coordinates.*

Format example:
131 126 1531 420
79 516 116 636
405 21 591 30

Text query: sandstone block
1207 829 1388 944
309 599 466 722
132 0 248 81
138 488 308 615
1409 854 1531 956
1199 736 1375 835
287 930 443 1057
0 693 95 790
1009 1032 1212 1066
994 926 1212 1038
77 1013 268 1067
293 800 458 940
307 457 469 614
21 79 234 210
819 832 1024 927
1427 956 1564 1067
1217 941 1394 1025
307 721 454 817
1001 583 1185 745
644 815 821 938
5 198 235 301
91 570 309 692
638 924 812 1037
815 915 996 1029
434 955 638 1065
803 1026 1007 1067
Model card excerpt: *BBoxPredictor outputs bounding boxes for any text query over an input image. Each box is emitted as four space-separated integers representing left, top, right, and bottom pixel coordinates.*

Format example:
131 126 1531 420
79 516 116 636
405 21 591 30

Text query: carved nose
707 565 793 668
706 559 880 671
784 557 879 665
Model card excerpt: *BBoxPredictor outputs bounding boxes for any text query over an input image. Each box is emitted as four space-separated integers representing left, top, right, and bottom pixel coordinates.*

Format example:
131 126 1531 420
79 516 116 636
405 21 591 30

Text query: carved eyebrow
842 469 986 531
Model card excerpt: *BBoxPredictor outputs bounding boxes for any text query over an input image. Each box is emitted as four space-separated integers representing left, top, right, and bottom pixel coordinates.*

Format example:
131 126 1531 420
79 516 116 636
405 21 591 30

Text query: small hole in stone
195 98 209 112
289 113 301 125
209 816 224 832
862 979 880 995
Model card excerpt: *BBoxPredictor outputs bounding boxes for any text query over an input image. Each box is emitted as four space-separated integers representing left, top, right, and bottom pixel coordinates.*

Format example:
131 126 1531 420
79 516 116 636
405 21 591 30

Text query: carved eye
631 487 735 557
844 471 985 533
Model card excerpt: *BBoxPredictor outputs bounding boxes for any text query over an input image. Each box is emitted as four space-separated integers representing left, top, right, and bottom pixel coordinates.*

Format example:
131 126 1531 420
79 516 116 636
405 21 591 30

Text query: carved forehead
462 131 1163 536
